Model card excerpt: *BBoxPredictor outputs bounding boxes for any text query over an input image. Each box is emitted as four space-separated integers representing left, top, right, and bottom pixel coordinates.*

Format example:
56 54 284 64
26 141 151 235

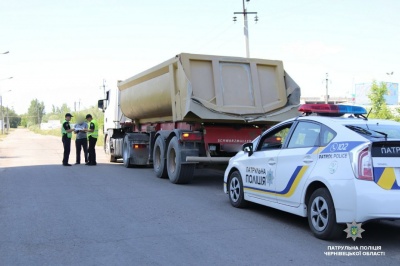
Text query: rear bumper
317 178 400 223
354 180 400 222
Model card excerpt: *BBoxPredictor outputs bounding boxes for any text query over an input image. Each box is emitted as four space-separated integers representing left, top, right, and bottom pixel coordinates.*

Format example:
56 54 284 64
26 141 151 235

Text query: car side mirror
98 99 105 112
242 143 253 156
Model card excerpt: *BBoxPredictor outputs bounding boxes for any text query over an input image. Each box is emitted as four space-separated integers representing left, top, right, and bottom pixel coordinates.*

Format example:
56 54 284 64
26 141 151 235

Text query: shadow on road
2 162 400 248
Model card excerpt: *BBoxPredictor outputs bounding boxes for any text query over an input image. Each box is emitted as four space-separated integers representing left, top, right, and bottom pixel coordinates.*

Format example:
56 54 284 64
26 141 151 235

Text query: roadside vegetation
366 80 400 121
17 100 104 146
0 128 15 141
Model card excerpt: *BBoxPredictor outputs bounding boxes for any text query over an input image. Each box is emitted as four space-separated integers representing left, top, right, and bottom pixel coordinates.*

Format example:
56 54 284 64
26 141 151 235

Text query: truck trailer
98 53 301 184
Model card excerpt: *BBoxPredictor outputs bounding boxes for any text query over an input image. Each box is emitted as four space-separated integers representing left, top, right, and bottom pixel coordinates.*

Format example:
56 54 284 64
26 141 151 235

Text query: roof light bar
298 104 367 115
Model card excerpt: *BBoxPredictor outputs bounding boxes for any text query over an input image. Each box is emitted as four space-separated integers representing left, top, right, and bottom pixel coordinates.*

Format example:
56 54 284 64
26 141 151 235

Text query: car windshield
346 124 400 139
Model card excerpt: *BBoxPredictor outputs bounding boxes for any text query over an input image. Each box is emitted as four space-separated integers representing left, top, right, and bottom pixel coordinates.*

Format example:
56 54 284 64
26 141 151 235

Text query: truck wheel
228 171 247 208
307 188 343 240
106 135 117 163
153 136 168 178
123 141 133 168
167 136 194 184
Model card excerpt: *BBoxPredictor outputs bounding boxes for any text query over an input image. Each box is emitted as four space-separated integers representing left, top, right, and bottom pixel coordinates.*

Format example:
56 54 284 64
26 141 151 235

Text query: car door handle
303 156 313 164
268 159 276 165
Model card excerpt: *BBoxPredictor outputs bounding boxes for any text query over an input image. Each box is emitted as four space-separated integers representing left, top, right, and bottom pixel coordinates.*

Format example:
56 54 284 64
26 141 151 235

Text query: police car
223 104 400 239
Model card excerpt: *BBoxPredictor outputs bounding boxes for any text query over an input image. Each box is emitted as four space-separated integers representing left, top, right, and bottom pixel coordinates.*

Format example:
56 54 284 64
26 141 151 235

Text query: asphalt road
1 129 399 266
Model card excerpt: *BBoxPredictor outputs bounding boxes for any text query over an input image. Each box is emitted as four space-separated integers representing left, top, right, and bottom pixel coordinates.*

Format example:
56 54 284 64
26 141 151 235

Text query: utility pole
0 89 12 134
0 51 11 133
325 73 329 104
0 96 3 134
6 106 9 133
233 0 258 58
36 99 40 125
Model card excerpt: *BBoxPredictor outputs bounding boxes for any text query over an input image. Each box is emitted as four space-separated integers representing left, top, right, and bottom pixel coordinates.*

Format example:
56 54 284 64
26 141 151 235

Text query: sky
0 0 399 114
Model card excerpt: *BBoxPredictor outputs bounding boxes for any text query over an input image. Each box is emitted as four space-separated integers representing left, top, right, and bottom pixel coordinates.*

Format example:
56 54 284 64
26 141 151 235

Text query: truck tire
307 188 343 240
106 135 117 162
122 140 133 168
153 136 168 178
228 171 247 208
167 136 194 184
110 155 117 163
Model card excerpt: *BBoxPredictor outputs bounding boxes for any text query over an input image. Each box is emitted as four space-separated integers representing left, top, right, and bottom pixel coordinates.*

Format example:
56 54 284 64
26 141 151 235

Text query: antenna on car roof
365 108 372 120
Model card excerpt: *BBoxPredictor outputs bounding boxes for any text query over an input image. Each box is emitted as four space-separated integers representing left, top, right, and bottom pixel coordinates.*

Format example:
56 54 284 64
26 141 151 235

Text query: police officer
84 114 98 166
61 113 75 166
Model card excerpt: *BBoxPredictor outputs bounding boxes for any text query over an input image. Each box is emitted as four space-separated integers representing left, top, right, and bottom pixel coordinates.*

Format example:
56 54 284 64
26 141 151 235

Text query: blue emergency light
298 104 367 116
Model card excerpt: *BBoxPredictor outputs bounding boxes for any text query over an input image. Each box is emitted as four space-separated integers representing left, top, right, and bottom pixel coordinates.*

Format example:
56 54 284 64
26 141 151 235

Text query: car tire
228 171 247 208
307 188 343 240
153 136 168 178
166 136 194 184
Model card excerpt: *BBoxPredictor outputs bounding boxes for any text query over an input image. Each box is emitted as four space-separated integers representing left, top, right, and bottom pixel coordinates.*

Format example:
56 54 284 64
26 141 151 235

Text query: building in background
355 82 399 105
40 120 61 130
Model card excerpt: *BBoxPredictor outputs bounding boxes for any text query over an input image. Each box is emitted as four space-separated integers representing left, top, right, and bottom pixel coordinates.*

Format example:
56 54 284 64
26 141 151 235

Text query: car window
256 123 293 151
287 122 321 148
320 126 336 146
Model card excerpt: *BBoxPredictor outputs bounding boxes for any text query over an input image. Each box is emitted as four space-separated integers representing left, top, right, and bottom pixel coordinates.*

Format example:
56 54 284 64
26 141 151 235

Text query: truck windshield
346 124 400 139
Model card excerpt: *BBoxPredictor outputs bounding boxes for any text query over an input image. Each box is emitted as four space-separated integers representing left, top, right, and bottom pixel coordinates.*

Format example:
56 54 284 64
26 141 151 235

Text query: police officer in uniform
84 114 98 165
61 113 75 166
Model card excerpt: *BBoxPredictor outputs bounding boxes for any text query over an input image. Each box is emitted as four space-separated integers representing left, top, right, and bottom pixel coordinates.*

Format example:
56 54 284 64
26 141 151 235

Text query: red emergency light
298 104 367 116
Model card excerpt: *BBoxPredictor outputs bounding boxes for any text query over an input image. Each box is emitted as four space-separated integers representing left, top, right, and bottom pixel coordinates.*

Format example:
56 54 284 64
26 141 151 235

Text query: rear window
345 124 400 139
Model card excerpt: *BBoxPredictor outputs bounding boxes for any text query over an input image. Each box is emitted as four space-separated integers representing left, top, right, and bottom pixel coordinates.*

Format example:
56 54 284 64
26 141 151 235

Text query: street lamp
385 72 394 84
233 0 258 58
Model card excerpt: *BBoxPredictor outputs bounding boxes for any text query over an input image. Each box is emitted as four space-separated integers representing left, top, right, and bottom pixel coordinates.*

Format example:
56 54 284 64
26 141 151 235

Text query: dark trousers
88 136 97 164
62 135 71 164
76 138 88 163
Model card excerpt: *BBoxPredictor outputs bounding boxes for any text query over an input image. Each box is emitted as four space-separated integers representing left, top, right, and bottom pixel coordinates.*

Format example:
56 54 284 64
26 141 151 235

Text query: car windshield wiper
370 130 388 140
346 125 387 139
346 125 371 135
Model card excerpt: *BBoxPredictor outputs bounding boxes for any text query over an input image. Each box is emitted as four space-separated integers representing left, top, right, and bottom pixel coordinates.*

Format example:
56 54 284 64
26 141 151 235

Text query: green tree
367 81 393 119
42 103 71 123
20 115 28 127
26 99 46 126
59 103 71 115
6 107 21 128
0 106 21 128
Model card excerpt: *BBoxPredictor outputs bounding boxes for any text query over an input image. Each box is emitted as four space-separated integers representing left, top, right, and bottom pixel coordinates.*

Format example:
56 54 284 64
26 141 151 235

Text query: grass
0 128 15 141
28 125 104 147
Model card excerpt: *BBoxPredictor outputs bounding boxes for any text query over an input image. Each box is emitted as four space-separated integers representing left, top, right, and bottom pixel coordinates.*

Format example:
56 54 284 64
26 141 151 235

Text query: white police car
224 104 400 239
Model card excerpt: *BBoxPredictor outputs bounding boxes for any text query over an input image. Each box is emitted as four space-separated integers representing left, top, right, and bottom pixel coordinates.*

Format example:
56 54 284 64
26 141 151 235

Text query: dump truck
98 53 301 184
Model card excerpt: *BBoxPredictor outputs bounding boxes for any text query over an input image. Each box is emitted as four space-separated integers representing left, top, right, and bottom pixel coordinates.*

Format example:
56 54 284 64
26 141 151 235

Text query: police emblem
267 169 274 186
344 221 365 241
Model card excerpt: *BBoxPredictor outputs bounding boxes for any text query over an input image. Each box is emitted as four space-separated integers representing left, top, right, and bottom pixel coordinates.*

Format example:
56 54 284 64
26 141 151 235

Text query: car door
241 122 294 203
275 121 324 207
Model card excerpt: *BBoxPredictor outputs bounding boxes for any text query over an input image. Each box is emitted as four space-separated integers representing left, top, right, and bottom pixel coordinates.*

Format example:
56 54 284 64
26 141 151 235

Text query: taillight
357 147 373 180
133 144 146 149
181 132 202 142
